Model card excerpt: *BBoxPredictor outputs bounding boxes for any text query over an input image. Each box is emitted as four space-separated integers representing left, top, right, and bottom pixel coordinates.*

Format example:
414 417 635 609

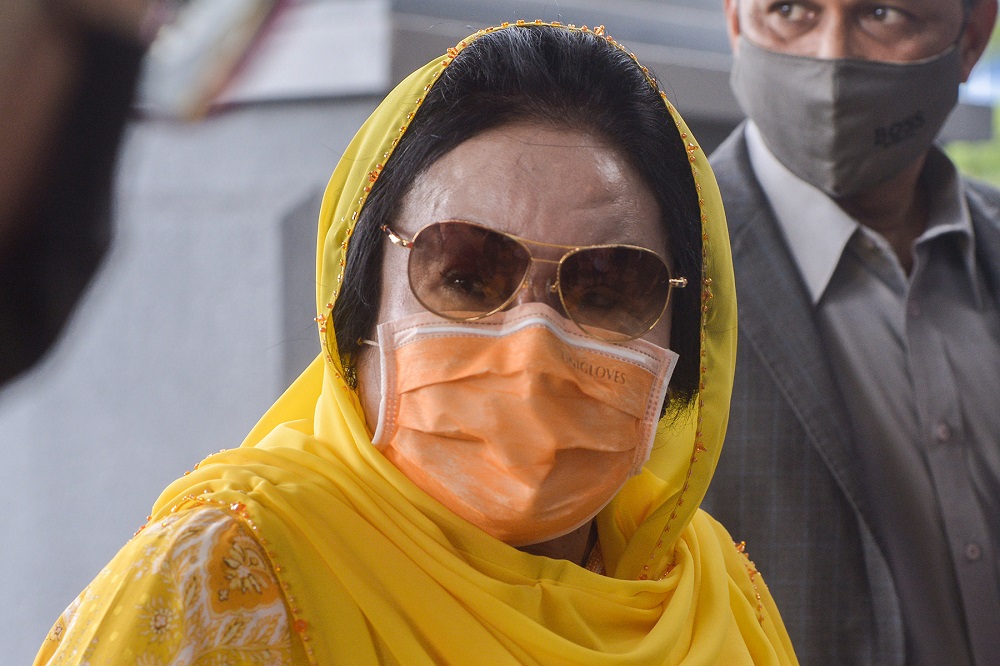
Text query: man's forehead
737 0 969 9
735 0 972 32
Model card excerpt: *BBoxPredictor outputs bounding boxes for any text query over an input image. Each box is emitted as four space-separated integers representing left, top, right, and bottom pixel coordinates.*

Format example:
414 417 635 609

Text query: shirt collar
920 148 972 242
744 122 979 305
918 149 982 306
745 122 856 304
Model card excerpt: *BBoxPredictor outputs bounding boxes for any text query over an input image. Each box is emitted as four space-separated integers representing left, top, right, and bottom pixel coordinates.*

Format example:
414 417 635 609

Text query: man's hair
333 26 704 406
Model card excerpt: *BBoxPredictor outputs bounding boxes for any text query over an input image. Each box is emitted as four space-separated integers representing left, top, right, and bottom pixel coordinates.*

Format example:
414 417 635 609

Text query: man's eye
774 2 810 21
867 6 907 25
858 4 916 40
764 1 818 37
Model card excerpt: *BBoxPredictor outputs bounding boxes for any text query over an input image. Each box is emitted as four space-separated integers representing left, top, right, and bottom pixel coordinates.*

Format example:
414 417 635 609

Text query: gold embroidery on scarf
736 541 766 625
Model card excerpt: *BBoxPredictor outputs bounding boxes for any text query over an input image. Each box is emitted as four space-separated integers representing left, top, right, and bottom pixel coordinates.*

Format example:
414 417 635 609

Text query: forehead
738 0 965 11
736 0 967 61
736 0 968 31
396 123 667 252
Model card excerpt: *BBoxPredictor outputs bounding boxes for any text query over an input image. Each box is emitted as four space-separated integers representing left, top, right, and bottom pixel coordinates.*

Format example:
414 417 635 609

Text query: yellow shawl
50 23 798 665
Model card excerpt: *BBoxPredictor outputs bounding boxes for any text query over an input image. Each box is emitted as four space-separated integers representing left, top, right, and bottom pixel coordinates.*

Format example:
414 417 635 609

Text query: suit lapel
712 128 874 524
968 181 1000 306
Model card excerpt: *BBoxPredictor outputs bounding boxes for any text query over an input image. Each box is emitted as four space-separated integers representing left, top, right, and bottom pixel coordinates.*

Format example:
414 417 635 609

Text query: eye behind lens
404 222 672 340
409 221 531 320
560 246 672 340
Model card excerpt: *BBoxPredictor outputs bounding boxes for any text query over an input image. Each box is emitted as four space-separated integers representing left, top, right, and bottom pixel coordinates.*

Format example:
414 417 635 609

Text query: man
701 0 1000 664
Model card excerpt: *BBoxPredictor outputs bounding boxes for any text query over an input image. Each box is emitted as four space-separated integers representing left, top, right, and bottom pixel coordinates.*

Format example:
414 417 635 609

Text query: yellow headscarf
153 22 793 665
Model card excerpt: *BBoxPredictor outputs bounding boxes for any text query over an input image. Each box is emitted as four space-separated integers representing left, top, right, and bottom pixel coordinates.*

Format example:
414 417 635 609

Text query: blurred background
2 0 998 661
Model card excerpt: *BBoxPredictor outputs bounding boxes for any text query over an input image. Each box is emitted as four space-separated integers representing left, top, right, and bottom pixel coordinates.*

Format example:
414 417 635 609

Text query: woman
37 22 797 665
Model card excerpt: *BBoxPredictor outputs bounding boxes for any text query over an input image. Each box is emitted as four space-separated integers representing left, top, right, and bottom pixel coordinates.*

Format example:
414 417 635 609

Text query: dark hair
334 26 703 406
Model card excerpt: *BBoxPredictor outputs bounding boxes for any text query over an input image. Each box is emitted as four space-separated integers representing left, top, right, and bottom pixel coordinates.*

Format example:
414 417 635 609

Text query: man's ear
724 0 742 53
960 0 998 81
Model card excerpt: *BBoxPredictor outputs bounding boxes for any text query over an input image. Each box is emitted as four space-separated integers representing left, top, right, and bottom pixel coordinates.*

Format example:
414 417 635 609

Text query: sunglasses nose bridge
511 257 561 309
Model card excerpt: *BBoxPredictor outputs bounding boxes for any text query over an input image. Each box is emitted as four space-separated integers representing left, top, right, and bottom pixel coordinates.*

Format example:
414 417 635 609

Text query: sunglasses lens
408 221 530 319
559 247 672 341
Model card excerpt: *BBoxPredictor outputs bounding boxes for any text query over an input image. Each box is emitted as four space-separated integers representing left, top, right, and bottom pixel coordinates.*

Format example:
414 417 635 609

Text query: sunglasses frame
382 220 688 342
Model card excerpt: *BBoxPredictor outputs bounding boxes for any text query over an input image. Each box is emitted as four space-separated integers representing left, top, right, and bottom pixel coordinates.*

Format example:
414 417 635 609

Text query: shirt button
935 422 952 442
965 542 982 562
909 300 922 317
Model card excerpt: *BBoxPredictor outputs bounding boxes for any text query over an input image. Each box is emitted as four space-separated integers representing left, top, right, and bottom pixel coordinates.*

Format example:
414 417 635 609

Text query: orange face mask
370 303 678 546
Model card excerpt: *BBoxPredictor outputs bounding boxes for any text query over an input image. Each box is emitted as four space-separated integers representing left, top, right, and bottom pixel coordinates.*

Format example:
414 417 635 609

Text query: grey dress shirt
746 123 1000 665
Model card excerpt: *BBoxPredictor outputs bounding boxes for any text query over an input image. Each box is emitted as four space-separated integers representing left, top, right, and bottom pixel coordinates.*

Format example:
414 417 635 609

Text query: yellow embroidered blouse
36 507 303 665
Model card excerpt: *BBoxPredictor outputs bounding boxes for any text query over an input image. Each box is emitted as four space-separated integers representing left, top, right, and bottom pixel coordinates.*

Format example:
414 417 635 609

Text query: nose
813 15 854 59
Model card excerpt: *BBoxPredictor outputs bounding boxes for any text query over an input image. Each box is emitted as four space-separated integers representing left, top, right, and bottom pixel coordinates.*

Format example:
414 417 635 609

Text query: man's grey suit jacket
702 124 1000 665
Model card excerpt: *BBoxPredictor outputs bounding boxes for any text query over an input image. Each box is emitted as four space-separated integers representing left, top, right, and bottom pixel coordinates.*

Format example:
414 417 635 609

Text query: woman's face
356 122 670 431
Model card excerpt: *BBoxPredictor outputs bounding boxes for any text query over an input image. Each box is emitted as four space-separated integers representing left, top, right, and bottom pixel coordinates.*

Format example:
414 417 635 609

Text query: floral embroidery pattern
45 621 65 643
223 540 271 596
36 507 295 665
139 597 181 643
207 520 281 614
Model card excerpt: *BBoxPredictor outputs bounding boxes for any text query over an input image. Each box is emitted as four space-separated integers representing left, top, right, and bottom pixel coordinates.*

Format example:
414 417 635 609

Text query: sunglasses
382 220 687 342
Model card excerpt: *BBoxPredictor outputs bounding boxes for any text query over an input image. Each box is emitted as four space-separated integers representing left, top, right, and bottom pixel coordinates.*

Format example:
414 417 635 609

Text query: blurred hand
0 0 159 250
0 0 154 383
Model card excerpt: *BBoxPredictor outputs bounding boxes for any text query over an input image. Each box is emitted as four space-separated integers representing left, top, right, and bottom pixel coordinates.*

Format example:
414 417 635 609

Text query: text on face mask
874 111 926 148
561 350 628 384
